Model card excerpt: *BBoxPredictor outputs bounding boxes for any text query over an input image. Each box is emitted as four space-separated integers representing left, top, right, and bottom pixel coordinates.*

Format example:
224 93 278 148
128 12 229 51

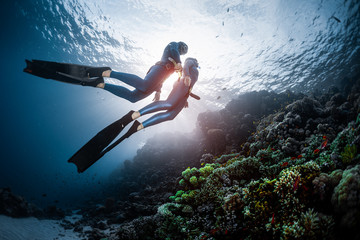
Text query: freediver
112 57 200 140
68 57 200 172
24 41 188 103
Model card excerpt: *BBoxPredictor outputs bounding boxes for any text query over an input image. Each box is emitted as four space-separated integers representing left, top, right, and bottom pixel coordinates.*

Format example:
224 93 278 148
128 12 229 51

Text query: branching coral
341 144 358 164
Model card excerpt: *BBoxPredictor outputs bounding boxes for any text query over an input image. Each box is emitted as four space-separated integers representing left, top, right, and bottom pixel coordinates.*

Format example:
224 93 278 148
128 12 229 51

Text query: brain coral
331 164 360 227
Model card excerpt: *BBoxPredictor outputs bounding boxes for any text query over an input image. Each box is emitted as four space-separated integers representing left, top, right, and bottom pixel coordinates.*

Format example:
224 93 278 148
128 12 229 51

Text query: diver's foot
87 67 111 78
131 111 141 120
102 70 112 77
81 77 105 88
120 110 135 128
97 82 105 88
137 123 144 131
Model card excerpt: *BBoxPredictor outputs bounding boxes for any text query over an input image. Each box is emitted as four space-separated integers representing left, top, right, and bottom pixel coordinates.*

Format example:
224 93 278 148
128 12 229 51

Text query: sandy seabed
0 214 81 240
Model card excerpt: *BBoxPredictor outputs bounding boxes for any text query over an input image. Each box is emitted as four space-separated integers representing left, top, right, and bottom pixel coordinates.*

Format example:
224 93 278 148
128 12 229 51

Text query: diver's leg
98 100 184 159
103 83 151 103
109 65 167 92
109 71 151 91
138 80 188 115
130 82 186 119
141 101 184 128
138 101 173 115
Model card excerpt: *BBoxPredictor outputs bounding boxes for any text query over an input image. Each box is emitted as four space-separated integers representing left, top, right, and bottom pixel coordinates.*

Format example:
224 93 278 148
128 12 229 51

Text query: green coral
182 168 192 180
330 119 359 156
158 203 182 217
341 144 358 164
175 190 184 197
314 152 336 171
189 176 198 187
199 164 215 177
179 179 186 186
331 164 360 228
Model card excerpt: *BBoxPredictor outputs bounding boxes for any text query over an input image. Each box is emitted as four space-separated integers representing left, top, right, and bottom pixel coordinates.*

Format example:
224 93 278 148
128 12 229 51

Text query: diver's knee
168 113 177 121
129 97 138 103
129 94 146 103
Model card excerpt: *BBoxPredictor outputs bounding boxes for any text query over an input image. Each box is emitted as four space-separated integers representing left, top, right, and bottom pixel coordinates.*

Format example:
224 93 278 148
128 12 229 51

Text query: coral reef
331 164 360 228
0 188 42 218
106 76 360 240
27 75 359 240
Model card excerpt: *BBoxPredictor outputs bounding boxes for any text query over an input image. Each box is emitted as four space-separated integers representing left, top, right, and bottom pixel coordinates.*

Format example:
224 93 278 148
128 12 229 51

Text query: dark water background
0 0 359 208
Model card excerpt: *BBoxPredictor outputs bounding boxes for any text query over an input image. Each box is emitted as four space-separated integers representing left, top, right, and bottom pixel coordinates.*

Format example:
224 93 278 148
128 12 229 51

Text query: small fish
323 135 327 140
210 228 220 235
200 235 208 240
297 154 303 159
271 213 275 224
217 96 221 100
227 8 229 12
321 139 328 149
293 175 300 191
302 185 309 191
222 87 226 90
222 21 224 26
313 149 320 154
291 157 297 160
42 194 47 197
225 229 229 235
271 148 276 151
331 16 341 23
215 35 219 38
281 162 289 167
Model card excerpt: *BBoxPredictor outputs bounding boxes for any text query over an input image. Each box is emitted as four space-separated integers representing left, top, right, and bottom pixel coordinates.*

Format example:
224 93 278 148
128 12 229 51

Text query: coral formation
20 76 357 240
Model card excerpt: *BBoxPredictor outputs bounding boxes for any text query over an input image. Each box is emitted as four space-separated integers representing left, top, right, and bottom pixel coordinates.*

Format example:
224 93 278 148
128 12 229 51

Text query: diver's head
185 57 199 67
178 41 188 55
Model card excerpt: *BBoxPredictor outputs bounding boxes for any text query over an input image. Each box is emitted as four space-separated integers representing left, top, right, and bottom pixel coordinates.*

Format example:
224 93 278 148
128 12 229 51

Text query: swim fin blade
23 59 109 85
68 111 135 173
68 118 126 173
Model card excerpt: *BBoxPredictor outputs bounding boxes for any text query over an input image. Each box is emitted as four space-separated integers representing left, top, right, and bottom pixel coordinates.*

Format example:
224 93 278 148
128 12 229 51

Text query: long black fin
23 59 109 85
68 111 135 173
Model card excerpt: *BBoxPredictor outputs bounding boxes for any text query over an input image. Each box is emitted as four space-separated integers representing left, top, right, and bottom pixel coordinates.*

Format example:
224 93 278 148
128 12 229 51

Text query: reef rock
0 188 42 218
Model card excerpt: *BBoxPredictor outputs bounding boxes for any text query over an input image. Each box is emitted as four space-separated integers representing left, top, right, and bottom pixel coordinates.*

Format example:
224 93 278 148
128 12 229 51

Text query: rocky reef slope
2 75 359 240
107 75 360 240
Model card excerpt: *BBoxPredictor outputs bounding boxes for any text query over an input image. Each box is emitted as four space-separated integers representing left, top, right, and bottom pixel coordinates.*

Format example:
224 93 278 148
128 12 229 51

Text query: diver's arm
152 84 162 101
184 101 189 108
153 91 161 101
183 59 197 87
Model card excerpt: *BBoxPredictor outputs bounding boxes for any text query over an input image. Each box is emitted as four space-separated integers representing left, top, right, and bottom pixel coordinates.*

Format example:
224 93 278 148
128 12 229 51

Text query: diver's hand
174 63 182 73
153 91 161 101
184 76 191 87
184 101 189 108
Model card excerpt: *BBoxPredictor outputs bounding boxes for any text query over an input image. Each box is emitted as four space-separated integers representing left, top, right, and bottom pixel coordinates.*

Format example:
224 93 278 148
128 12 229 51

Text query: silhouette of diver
24 41 188 103
101 41 188 102
117 57 199 136
68 57 200 172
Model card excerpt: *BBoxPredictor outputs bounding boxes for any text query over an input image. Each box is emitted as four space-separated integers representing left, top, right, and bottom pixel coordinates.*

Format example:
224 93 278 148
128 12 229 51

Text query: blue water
0 0 359 208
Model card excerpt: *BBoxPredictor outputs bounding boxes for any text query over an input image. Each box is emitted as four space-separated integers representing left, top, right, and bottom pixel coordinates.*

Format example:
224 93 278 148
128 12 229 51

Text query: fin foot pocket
86 67 111 78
